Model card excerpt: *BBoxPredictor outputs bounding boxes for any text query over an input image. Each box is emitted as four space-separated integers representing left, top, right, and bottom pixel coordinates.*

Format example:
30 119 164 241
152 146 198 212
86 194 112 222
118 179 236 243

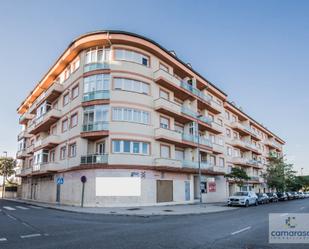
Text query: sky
0 0 308 175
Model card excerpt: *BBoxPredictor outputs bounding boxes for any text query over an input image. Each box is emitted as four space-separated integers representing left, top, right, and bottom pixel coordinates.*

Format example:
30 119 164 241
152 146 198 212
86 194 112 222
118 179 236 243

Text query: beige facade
16 31 284 207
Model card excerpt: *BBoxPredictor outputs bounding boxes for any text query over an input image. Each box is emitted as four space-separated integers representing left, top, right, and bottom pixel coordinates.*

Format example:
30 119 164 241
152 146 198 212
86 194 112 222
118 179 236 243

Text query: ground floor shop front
20 168 230 207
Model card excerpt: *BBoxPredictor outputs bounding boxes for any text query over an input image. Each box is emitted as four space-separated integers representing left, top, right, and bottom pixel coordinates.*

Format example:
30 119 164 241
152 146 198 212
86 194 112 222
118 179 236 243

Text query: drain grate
163 209 173 212
126 208 141 211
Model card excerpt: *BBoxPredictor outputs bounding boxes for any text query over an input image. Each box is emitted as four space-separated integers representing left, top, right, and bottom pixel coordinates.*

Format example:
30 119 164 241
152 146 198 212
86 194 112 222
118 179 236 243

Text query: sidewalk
4 198 237 216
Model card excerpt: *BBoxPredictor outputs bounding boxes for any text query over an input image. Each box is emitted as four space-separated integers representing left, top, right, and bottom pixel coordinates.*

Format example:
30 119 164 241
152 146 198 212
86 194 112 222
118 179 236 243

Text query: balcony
154 158 182 168
80 154 108 164
153 69 182 91
154 128 182 145
26 144 34 155
212 143 225 154
43 83 64 103
208 121 224 134
265 138 281 150
182 161 225 173
81 121 109 140
16 149 27 159
83 90 110 102
231 122 261 141
34 135 61 150
182 134 213 148
154 98 182 117
181 107 212 128
18 167 32 176
32 162 60 173
17 130 31 141
84 62 109 73
231 139 261 154
29 109 62 134
231 157 263 168
19 113 35 125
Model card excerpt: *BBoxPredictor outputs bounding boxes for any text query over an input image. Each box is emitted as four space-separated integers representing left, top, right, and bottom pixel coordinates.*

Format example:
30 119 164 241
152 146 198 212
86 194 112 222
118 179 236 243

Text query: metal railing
84 62 110 73
83 90 110 102
80 154 108 164
82 121 108 132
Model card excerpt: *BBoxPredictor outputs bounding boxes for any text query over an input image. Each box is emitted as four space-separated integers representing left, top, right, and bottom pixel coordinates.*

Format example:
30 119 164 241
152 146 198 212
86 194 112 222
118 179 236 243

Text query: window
72 85 79 99
69 143 77 157
63 93 69 106
209 155 216 165
219 158 225 167
232 115 237 122
217 118 223 126
62 119 68 132
83 105 109 127
226 128 231 137
160 145 170 158
112 140 150 155
159 89 169 100
70 113 78 128
233 131 238 139
115 49 149 66
96 142 105 154
159 63 169 72
85 47 110 64
84 74 110 94
112 107 149 124
208 114 214 121
175 149 184 161
209 134 215 143
225 111 230 120
175 124 184 134
71 57 80 72
227 147 232 156
49 150 55 162
160 116 169 129
60 146 66 160
114 78 150 95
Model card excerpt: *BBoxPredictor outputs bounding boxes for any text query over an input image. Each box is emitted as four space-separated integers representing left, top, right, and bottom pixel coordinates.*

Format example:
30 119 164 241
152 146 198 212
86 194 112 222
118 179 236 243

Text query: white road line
3 206 16 211
6 214 17 221
300 207 305 210
29 206 42 209
16 206 29 210
20 234 41 239
0 238 7 242
231 226 251 235
280 213 289 217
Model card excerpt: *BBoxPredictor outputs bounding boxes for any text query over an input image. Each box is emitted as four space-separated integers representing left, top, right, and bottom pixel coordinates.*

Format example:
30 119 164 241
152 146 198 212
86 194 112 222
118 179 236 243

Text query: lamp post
2 151 7 199
196 116 203 204
301 168 304 176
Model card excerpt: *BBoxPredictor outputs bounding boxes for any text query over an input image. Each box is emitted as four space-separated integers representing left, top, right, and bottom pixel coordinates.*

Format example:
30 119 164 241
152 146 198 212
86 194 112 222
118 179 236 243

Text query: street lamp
2 151 7 199
196 116 203 204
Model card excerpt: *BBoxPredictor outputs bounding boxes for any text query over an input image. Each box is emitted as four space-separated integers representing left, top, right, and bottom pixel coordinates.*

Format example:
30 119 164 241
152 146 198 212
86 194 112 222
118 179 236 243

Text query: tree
263 154 296 192
225 167 250 189
0 157 16 198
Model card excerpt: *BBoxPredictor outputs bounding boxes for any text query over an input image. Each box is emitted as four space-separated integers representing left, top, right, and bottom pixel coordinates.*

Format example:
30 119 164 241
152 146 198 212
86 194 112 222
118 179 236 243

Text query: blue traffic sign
57 177 64 185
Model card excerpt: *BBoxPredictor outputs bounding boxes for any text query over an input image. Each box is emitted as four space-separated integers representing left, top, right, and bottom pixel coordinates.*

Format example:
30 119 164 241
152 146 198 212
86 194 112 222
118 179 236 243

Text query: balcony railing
82 121 108 132
180 81 212 104
84 62 109 73
181 106 212 125
81 154 108 164
182 134 213 147
182 160 212 169
83 90 110 102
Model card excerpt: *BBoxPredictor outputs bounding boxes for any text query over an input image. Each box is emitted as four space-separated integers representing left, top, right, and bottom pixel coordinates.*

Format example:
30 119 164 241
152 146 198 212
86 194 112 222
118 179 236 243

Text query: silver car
228 191 258 207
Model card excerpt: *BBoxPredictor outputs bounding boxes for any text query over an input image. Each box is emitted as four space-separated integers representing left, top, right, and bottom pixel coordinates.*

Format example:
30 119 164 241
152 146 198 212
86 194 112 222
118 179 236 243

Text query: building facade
16 31 284 207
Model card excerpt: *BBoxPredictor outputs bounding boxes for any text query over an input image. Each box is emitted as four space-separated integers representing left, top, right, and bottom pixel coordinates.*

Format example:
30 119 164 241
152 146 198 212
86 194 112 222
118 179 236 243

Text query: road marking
3 206 16 211
16 206 29 210
6 214 17 221
29 206 42 209
21 222 33 228
0 238 7 242
300 207 305 210
231 226 251 235
280 213 289 217
20 234 41 239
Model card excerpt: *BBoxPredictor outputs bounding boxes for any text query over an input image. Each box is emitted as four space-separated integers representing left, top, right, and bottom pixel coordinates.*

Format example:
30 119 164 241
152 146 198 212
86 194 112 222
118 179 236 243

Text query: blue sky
0 0 308 175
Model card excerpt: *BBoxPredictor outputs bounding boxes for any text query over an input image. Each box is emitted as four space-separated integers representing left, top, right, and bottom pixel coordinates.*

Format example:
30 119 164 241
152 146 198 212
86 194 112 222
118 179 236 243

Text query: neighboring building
16 31 284 207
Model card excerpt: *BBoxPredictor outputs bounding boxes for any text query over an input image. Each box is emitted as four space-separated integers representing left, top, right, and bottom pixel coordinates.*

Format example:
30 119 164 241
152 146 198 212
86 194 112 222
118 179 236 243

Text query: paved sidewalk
4 198 237 216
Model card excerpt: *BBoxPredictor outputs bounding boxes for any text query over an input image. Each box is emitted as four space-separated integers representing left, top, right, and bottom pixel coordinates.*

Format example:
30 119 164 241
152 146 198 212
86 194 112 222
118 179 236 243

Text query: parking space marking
3 206 16 211
0 238 7 242
6 214 17 221
20 234 41 239
231 226 251 235
16 206 29 210
29 206 42 209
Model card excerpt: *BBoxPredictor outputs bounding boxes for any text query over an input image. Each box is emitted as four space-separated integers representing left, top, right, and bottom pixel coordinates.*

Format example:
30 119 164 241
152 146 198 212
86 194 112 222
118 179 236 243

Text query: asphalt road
0 198 308 249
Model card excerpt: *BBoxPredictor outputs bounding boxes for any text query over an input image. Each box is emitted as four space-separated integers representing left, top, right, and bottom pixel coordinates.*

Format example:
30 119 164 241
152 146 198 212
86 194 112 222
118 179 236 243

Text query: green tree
263 154 296 192
225 167 250 188
0 157 16 197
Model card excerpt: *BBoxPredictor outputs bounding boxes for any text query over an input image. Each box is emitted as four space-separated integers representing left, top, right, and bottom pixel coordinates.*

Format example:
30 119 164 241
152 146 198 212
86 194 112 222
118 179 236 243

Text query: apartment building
16 31 284 207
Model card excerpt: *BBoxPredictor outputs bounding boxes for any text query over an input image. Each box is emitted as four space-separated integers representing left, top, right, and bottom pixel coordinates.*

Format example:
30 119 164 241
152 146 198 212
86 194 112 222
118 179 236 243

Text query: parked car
286 192 293 200
266 193 279 202
292 192 299 199
277 192 288 201
257 193 270 204
227 191 258 207
305 192 309 198
298 192 305 199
